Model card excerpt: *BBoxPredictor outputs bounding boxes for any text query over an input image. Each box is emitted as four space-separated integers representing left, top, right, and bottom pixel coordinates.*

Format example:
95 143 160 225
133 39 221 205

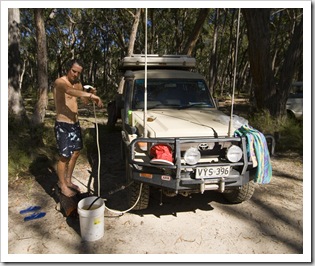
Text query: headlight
184 147 201 165
137 142 148 151
226 145 243 162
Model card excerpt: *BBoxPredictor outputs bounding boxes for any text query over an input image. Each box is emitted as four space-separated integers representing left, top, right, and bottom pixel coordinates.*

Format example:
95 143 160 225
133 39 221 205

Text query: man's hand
90 87 103 108
83 85 97 95
90 94 104 108
90 87 97 95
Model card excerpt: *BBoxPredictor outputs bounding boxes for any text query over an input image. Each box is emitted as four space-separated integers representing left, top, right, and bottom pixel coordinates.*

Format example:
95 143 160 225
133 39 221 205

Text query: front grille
180 142 230 163
130 136 248 171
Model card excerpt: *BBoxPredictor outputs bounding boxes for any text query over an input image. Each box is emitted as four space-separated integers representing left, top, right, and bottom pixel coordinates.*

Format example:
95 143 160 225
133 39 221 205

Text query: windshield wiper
179 102 212 109
147 103 181 110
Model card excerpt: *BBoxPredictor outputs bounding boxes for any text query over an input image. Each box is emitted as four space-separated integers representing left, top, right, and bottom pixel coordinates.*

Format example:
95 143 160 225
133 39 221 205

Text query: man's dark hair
65 59 84 72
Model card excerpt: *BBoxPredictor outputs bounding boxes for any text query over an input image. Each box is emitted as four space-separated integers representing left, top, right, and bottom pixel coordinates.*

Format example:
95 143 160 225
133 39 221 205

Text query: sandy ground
4 119 310 263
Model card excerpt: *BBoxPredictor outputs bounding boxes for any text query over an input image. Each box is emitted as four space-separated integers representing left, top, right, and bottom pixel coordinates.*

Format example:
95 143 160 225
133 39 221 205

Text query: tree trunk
8 8 27 122
31 9 48 125
117 8 142 94
148 8 155 54
242 9 277 114
208 9 219 95
277 18 303 117
182 8 210 56
127 8 141 56
243 9 303 118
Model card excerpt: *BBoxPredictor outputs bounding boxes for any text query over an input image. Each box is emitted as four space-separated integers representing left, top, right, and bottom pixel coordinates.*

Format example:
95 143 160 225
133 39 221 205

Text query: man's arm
55 79 104 108
80 85 90 105
81 86 99 105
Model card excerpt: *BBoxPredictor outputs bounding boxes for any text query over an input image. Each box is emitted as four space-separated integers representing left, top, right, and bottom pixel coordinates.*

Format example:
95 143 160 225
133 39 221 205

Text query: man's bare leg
57 156 77 197
65 150 81 192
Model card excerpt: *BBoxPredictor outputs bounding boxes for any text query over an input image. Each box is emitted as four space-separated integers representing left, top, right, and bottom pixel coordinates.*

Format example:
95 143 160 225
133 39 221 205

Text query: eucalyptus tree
195 9 248 97
8 8 28 122
16 7 303 121
182 8 210 56
133 8 202 55
242 8 303 118
116 8 142 94
31 8 48 125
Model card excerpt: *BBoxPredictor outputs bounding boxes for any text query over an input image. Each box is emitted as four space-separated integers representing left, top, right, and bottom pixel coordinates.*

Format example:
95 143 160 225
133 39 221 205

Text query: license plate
195 166 230 179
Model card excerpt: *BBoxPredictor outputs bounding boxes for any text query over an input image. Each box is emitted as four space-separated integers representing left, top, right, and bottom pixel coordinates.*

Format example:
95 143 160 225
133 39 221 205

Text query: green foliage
276 118 303 154
8 148 31 180
8 118 57 183
81 128 97 158
18 8 303 115
248 109 277 134
249 109 302 154
8 120 31 180
8 115 99 183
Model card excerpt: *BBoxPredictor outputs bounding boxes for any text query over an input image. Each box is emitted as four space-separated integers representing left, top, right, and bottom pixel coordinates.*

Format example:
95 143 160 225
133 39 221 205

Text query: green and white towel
234 125 272 184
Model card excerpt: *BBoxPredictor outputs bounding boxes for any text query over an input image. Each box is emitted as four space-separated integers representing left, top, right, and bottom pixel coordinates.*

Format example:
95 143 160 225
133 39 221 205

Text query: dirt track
6 119 308 262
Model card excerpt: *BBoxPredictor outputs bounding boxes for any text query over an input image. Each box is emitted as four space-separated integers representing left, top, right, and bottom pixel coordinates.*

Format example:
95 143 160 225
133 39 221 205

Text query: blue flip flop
20 206 41 214
24 212 46 222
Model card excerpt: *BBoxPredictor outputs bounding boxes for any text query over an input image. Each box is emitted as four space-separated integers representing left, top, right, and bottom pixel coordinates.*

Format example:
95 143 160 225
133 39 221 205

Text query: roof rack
119 54 196 70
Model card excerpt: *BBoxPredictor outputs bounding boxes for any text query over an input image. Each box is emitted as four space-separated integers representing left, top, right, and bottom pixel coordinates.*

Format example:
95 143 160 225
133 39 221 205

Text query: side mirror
214 97 219 108
115 94 124 109
107 94 124 126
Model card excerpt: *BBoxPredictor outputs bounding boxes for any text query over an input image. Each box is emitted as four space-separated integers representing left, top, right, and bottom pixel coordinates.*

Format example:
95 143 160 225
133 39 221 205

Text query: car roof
126 69 205 80
292 81 303 87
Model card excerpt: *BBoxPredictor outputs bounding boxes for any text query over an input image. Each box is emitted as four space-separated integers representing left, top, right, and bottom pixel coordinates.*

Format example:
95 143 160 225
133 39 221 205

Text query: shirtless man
53 59 103 197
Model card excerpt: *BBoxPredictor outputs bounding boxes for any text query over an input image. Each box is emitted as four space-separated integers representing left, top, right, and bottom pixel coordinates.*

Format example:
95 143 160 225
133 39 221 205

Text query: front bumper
123 133 253 193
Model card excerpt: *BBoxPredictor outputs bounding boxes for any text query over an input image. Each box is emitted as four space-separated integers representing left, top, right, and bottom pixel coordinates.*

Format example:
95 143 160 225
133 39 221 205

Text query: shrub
249 109 303 155
8 118 57 183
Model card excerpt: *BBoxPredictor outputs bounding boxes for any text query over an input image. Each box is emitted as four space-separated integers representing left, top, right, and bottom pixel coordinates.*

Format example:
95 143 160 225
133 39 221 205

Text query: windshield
132 79 215 110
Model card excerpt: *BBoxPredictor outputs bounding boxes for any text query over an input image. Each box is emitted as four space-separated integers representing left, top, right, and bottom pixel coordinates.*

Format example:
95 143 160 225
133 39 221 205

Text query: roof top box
120 54 196 70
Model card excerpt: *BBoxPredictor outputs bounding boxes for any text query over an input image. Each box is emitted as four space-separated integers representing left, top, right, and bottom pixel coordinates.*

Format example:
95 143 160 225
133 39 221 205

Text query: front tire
127 182 150 210
125 157 150 210
223 180 255 204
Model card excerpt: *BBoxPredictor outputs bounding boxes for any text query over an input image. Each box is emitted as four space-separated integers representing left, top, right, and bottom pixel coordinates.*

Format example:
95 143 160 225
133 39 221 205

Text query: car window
132 79 215 109
289 82 303 98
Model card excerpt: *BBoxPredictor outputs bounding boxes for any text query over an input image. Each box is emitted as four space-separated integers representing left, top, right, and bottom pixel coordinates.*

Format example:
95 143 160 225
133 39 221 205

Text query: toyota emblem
198 143 209 150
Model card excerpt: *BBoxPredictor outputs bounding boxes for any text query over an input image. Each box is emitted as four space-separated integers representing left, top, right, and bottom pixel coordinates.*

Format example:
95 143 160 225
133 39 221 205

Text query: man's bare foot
58 183 77 197
67 182 81 193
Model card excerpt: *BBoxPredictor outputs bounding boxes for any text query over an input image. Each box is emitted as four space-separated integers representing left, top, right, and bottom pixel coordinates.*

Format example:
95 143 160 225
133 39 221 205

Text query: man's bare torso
54 76 80 123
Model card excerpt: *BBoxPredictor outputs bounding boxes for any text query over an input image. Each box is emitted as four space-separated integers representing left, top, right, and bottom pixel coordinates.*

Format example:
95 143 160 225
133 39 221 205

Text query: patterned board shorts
54 121 83 158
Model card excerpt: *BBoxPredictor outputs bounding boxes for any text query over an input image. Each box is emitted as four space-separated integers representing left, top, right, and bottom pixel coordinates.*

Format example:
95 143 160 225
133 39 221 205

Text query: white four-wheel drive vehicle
286 81 303 120
115 54 256 210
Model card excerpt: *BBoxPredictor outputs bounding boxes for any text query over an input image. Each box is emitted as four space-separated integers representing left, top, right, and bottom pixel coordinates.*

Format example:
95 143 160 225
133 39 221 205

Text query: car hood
132 109 247 138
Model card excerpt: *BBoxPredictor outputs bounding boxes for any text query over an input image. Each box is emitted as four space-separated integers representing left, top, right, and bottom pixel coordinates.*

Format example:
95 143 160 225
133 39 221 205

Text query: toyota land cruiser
116 54 256 210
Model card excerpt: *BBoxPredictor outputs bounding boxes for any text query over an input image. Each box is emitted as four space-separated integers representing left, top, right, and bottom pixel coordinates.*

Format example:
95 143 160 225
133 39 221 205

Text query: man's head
65 59 83 84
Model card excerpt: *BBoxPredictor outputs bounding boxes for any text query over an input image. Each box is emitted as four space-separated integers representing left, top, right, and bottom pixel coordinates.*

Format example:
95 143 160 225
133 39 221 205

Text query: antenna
144 8 148 138
228 8 241 136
